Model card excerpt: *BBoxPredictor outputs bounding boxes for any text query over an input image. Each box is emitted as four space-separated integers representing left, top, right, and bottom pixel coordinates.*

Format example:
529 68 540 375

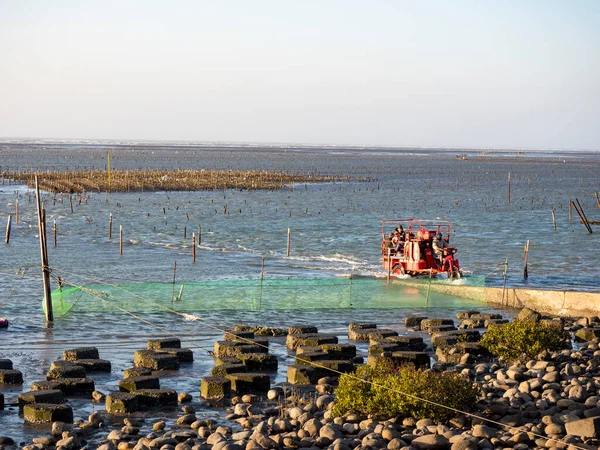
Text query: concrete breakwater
395 280 600 317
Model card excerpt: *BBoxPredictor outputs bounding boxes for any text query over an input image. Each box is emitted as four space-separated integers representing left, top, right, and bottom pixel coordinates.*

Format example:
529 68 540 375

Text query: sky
0 1 599 150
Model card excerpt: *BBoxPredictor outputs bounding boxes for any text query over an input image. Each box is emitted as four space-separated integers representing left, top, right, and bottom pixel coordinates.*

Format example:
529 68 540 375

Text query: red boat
381 219 462 278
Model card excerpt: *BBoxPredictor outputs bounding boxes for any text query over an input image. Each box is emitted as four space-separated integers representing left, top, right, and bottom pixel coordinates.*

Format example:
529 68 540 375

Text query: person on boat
383 232 395 253
432 232 447 264
391 232 400 251
392 229 405 254
395 225 405 238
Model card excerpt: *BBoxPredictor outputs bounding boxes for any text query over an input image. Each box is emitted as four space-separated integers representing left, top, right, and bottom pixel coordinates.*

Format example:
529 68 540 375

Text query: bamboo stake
198 225 201 247
192 233 196 262
69 195 73 214
287 228 291 257
569 201 572 222
119 225 123 255
523 240 529 279
551 209 556 231
35 176 53 323
171 261 177 303
507 172 511 204
109 213 113 239
596 192 600 208
5 215 11 244
387 248 392 283
53 219 57 247
184 226 187 239
15 199 19 224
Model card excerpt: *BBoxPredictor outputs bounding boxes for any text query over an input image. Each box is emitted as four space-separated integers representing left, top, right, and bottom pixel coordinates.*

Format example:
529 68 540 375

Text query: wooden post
386 248 392 283
286 228 291 257
171 261 177 303
184 226 187 239
35 176 53 323
109 213 113 239
107 151 111 193
569 201 572 222
192 233 196 262
523 240 530 279
596 192 600 208
501 258 508 307
551 209 556 231
53 219 57 247
5 215 11 244
198 225 201 247
119 225 123 255
507 172 511 204
261 256 265 280
69 195 73 214
15 199 19 224
41 208 48 265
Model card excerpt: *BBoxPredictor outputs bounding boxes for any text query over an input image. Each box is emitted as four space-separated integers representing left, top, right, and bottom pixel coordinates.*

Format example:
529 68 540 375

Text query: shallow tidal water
0 143 598 443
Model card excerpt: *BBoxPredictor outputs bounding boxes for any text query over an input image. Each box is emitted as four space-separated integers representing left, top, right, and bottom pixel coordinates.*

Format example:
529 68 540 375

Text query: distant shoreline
0 139 598 157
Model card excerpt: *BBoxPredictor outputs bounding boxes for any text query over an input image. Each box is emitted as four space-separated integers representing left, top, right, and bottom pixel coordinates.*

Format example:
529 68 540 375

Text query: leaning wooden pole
5 215 11 244
35 176 53 323
575 198 592 233
570 200 591 233
572 199 592 234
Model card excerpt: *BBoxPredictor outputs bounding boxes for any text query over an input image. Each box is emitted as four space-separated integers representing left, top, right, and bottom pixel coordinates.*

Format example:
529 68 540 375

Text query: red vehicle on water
381 219 462 278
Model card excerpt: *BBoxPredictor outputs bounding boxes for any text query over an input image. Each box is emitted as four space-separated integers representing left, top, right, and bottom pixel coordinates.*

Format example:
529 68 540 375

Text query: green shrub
333 362 480 422
479 319 569 362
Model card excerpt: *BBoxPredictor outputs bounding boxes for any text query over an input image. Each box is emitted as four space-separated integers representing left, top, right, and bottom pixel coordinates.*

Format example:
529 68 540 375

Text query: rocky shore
2 308 600 450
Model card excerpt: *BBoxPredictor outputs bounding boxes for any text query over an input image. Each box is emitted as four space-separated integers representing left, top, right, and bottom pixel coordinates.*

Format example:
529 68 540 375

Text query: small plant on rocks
333 361 480 422
479 319 570 362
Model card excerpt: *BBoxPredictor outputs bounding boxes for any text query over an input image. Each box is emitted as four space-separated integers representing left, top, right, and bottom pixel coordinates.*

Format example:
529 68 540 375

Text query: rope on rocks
50 265 589 450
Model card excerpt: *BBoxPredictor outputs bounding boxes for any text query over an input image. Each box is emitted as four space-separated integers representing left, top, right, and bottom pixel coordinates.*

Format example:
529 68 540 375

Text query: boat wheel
392 264 405 276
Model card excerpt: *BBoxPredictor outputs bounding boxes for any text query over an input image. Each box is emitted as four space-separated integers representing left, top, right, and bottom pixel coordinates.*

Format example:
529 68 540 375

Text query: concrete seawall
397 280 600 317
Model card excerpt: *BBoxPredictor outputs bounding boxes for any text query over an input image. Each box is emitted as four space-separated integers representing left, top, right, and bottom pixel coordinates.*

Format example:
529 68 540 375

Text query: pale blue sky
1 1 598 149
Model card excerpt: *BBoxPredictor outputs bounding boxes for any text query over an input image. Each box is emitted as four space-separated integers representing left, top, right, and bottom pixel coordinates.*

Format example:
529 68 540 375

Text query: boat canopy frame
380 219 452 240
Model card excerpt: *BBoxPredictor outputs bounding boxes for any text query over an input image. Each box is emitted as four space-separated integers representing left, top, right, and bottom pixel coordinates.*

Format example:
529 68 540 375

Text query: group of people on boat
383 226 453 269
384 226 407 254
